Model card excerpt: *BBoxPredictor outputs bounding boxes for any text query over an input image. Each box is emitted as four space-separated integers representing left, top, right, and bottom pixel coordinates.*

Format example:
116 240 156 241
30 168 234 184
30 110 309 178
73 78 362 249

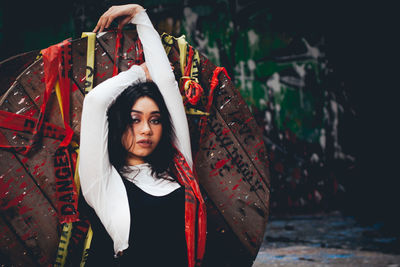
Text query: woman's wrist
127 4 145 18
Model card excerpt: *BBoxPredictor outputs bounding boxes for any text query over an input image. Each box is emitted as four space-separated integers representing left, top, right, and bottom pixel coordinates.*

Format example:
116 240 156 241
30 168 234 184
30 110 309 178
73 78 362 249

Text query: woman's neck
126 157 146 166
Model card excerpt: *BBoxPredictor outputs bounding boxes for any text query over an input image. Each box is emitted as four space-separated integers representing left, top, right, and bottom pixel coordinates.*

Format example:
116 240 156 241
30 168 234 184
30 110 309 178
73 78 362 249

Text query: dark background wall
1 1 397 234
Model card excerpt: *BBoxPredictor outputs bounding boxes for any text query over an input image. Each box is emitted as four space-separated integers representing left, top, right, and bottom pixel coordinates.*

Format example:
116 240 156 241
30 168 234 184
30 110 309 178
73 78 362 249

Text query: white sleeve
79 65 146 253
132 11 193 168
79 9 193 255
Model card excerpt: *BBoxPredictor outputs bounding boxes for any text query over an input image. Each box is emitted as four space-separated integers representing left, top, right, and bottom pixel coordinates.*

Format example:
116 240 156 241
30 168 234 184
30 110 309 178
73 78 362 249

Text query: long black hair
107 81 176 180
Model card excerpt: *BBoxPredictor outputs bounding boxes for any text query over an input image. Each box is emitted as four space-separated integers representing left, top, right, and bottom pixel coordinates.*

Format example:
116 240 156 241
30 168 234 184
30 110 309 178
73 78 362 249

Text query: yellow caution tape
176 36 188 77
186 108 209 116
161 33 174 55
81 32 96 93
76 138 92 267
80 226 93 267
78 32 96 267
54 222 73 267
161 33 202 116
54 32 96 267
55 81 63 120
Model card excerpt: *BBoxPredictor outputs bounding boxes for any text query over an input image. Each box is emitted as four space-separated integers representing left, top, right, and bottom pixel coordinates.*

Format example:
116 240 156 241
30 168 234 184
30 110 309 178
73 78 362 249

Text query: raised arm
93 4 193 168
81 5 193 254
133 11 193 167
79 65 146 202
79 65 146 253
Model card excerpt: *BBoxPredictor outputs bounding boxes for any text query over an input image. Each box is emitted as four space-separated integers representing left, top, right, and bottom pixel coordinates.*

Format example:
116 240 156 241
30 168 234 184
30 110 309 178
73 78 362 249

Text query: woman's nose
140 121 152 135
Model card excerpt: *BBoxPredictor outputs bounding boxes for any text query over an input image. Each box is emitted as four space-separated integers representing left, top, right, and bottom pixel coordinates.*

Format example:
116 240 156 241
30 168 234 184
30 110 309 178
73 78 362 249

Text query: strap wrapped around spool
0 29 270 266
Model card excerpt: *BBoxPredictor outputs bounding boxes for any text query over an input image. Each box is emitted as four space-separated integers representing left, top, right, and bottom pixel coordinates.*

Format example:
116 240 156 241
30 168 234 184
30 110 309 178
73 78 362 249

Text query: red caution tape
0 39 79 223
42 39 79 223
172 148 206 267
183 79 204 105
206 67 231 113
0 110 66 142
198 66 231 140
113 29 123 76
181 46 204 106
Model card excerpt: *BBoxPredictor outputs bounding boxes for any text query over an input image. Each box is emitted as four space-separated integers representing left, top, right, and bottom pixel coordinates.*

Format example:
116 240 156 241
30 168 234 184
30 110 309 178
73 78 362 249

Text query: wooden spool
0 30 270 266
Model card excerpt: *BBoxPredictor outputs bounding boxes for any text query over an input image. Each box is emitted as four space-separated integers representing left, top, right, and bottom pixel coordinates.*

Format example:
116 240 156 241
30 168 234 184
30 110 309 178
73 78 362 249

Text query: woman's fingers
93 4 144 33
104 15 114 30
93 15 108 33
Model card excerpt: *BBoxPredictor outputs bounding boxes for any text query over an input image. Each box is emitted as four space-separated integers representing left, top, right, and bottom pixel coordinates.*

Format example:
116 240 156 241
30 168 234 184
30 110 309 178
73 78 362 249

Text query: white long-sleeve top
79 10 192 254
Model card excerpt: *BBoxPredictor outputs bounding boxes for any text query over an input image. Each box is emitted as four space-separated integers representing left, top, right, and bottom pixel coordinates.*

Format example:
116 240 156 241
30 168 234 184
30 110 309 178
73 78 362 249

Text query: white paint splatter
311 153 320 163
16 107 30 115
320 128 326 151
183 7 198 40
248 59 256 72
303 38 321 59
265 111 272 123
247 30 258 47
18 97 26 105
267 73 281 93
97 32 107 38
195 34 220 64
275 103 281 113
293 63 306 78
235 61 246 89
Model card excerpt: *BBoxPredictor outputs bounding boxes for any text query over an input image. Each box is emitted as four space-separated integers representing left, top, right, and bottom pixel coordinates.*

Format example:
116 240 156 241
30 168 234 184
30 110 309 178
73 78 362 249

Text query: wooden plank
12 60 64 129
0 84 61 207
0 127 60 208
120 30 143 71
0 215 36 266
210 71 271 189
161 36 271 262
0 149 59 266
69 82 84 139
71 37 87 94
201 197 254 267
195 109 269 257
95 32 117 85
0 50 40 96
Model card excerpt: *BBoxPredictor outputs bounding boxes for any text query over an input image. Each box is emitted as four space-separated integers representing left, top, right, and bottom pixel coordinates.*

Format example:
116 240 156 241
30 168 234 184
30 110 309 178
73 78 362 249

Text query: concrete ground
253 212 400 266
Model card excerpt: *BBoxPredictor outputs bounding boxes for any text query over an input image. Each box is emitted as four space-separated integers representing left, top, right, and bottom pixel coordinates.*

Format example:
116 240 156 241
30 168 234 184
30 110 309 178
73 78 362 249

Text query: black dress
86 179 187 267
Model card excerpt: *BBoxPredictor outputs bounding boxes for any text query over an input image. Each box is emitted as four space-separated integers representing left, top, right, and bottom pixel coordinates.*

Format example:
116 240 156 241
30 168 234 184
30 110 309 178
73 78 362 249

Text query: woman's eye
131 118 140 123
150 118 161 124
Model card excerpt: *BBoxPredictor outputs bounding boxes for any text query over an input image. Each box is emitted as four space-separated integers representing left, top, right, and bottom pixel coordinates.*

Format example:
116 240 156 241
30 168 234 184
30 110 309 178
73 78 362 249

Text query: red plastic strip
112 29 123 76
0 110 66 141
172 148 206 267
42 39 79 223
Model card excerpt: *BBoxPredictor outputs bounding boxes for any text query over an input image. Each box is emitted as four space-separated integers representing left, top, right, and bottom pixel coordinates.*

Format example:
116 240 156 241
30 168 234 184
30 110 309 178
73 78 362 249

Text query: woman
79 4 206 267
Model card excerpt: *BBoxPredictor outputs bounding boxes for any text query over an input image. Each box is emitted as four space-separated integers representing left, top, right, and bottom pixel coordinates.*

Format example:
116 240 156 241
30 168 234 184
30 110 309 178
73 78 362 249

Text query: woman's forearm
79 66 146 205
132 11 193 168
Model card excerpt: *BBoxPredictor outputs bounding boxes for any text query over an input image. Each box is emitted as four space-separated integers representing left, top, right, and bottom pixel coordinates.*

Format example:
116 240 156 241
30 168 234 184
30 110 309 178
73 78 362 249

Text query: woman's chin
127 149 154 163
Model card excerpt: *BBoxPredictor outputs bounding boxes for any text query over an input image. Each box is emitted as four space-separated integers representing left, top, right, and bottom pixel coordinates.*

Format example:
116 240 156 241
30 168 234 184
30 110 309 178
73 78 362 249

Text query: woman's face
122 96 163 165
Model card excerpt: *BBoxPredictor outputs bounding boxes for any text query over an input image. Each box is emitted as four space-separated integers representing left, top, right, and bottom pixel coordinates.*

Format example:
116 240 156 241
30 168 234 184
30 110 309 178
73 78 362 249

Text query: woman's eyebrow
131 109 160 114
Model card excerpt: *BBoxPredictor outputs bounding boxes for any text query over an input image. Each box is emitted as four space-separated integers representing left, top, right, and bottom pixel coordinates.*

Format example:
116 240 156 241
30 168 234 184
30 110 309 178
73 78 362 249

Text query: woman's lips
137 139 152 148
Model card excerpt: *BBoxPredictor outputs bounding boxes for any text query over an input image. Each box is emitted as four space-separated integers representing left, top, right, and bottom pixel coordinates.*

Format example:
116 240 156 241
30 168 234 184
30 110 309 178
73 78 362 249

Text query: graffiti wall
0 1 361 215
178 1 358 214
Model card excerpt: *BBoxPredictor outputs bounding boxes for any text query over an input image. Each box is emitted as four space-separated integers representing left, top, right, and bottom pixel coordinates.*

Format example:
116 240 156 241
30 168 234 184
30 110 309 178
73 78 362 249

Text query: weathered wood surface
0 30 270 266
0 50 40 96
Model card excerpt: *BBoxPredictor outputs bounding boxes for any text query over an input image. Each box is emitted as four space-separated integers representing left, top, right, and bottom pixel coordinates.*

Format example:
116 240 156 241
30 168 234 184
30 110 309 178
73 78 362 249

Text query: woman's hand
140 63 152 81
93 4 145 33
